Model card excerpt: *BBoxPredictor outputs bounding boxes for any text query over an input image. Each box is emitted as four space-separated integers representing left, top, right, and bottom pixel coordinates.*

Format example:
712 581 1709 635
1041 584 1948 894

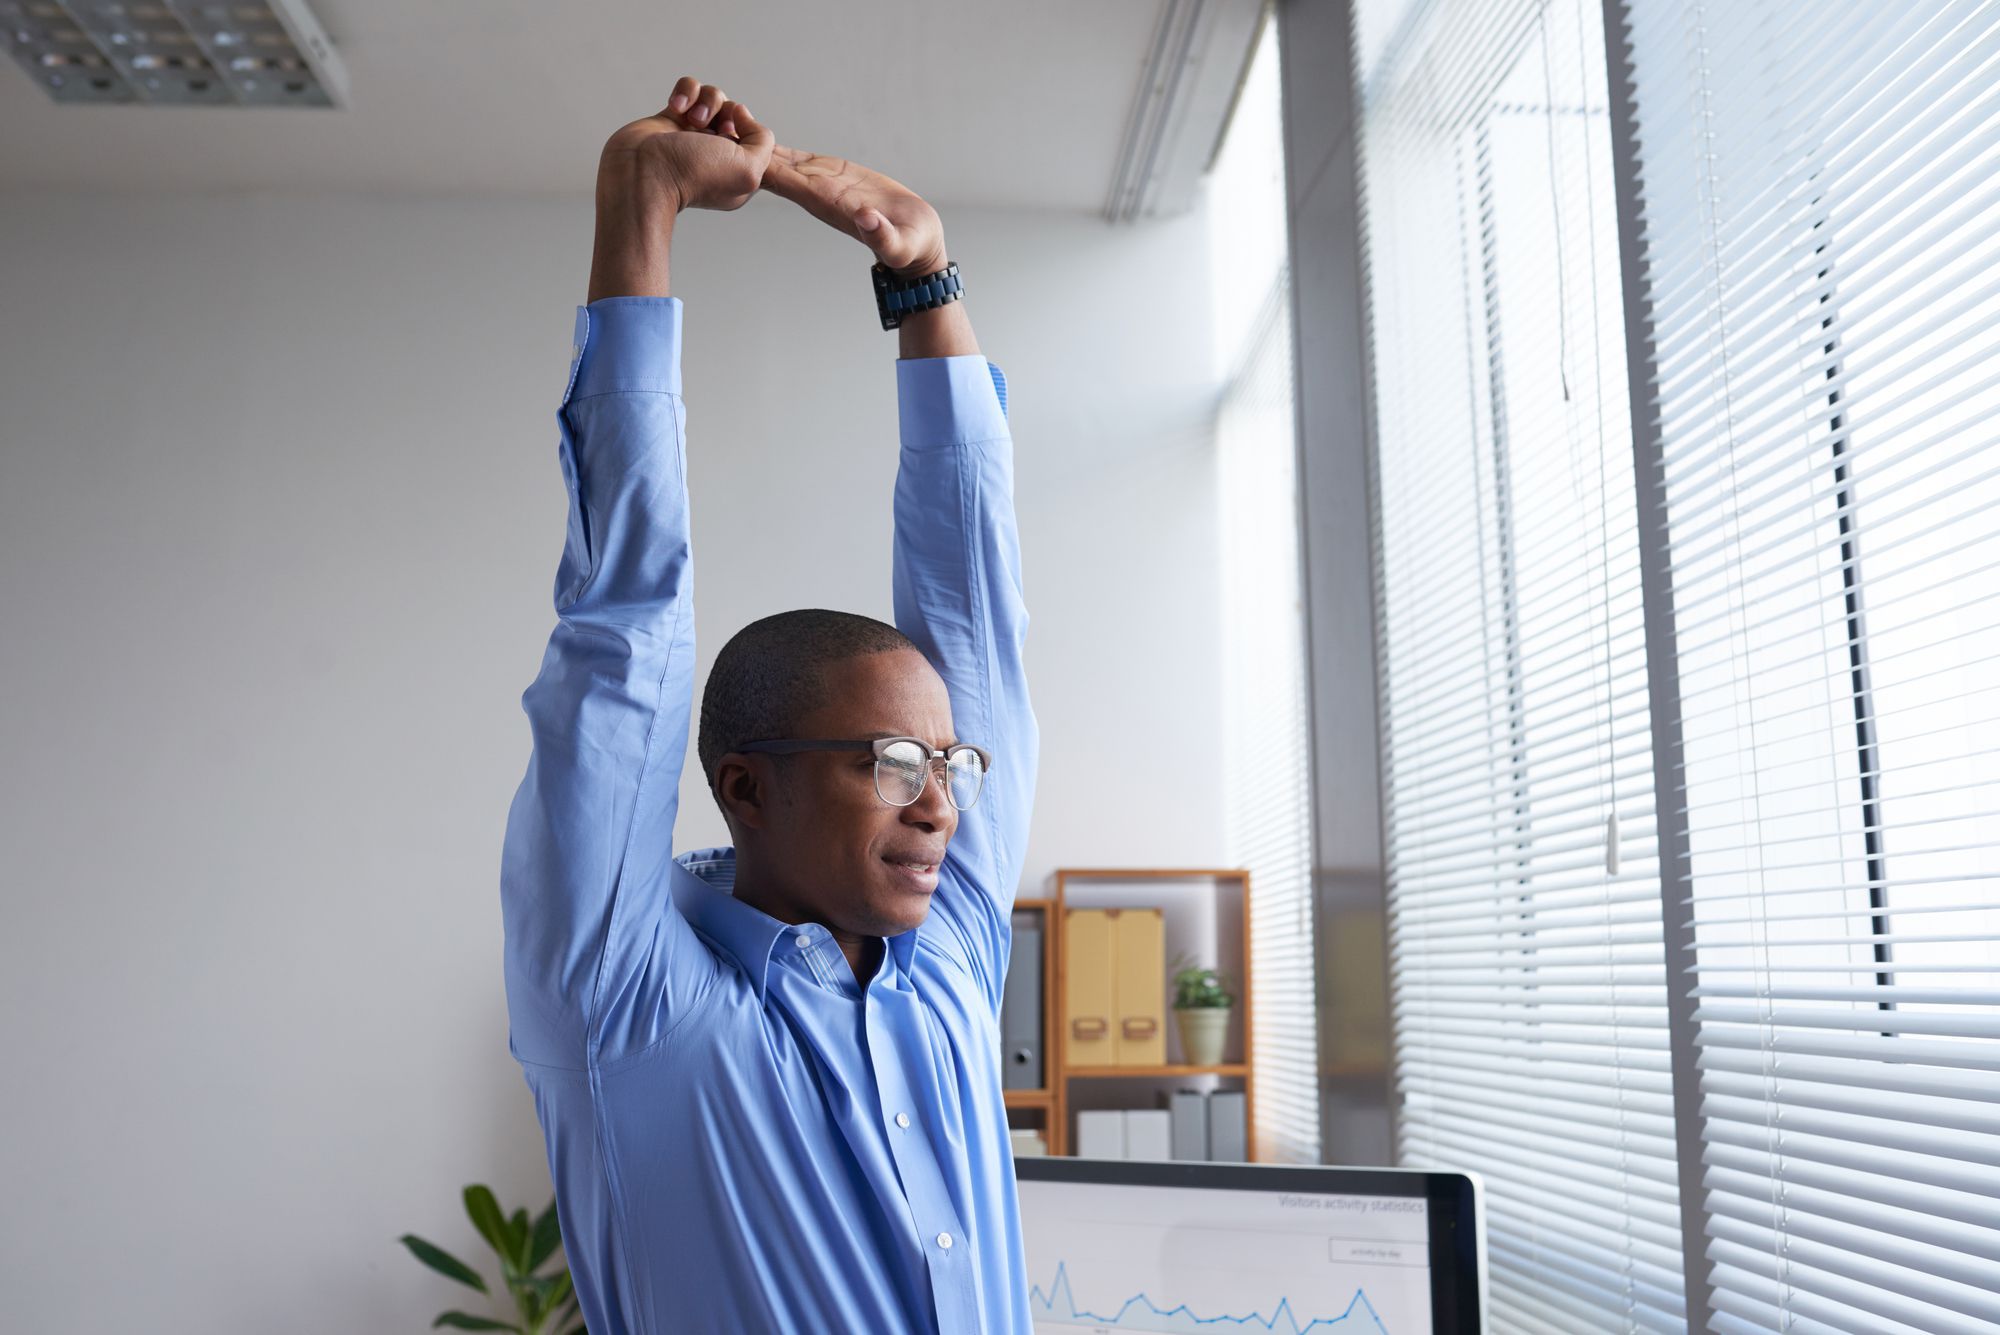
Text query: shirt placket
865 977 978 1334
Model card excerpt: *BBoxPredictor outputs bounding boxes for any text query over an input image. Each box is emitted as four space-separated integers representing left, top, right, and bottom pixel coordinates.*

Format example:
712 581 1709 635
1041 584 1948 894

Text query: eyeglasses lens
945 747 985 810
873 741 986 810
875 741 930 807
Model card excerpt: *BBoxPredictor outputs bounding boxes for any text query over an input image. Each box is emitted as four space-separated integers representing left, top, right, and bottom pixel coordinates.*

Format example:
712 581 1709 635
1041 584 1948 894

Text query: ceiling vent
1 0 346 107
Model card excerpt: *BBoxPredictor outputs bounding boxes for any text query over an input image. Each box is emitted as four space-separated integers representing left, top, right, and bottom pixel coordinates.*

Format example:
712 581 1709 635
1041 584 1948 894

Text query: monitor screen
1015 1159 1483 1334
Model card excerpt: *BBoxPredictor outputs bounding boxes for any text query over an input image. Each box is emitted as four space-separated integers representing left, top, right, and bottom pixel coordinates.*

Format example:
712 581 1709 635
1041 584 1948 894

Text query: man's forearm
587 186 678 303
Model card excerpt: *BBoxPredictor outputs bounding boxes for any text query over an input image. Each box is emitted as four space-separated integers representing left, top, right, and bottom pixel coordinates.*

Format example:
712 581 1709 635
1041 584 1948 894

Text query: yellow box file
1063 908 1166 1067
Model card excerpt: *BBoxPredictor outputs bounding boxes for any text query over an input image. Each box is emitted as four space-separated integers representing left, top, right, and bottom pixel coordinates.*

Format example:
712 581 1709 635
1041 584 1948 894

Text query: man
499 76 1038 1335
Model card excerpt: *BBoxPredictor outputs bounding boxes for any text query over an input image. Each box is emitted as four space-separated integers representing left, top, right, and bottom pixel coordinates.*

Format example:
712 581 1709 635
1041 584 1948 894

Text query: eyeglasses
735 736 992 810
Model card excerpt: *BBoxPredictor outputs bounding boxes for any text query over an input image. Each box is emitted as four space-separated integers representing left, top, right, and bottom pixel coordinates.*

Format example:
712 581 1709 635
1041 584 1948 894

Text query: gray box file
1207 1090 1248 1162
1001 917 1043 1089
1167 1089 1209 1160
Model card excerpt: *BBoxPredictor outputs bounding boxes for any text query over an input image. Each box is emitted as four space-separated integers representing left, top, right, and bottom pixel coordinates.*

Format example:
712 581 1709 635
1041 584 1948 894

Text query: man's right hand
588 76 771 302
597 76 774 214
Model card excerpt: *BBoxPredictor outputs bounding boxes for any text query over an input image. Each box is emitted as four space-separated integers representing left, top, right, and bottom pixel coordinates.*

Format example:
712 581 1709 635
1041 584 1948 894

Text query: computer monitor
1014 1158 1485 1334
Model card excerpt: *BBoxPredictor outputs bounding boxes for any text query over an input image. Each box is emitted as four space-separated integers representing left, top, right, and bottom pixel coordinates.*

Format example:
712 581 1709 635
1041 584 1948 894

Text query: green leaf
431 1311 521 1331
527 1198 564 1271
400 1235 489 1294
463 1186 513 1267
524 1270 572 1325
508 1207 532 1271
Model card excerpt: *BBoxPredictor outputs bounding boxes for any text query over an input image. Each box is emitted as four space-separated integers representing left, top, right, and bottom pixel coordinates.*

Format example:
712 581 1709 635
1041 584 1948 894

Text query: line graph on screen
1030 1259 1395 1334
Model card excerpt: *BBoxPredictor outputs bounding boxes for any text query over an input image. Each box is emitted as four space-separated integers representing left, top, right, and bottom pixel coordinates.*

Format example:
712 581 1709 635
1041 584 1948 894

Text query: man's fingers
689 83 727 127
721 102 774 156
761 145 845 217
714 99 757 141
664 75 697 117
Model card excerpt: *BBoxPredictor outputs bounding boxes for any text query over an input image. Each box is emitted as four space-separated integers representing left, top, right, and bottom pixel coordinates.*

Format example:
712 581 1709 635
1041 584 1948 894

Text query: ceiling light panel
0 0 347 107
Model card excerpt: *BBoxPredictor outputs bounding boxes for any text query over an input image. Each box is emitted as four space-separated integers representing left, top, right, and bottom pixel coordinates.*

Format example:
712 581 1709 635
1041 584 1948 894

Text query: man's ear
713 755 772 832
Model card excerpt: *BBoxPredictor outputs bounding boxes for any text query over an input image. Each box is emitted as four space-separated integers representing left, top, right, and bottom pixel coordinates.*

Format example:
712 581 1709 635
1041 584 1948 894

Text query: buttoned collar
671 846 917 1003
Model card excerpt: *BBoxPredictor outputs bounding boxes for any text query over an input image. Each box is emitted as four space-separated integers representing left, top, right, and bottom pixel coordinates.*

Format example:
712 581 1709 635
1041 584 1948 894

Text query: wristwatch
872 260 963 330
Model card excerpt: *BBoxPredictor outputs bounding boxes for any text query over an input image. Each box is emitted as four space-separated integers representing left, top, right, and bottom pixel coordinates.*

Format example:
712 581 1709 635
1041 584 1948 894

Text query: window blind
1611 1 2000 1329
1353 0 1685 1328
1211 17 1322 1166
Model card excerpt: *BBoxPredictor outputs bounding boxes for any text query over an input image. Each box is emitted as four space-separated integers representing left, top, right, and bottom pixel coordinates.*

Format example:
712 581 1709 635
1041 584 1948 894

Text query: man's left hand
761 146 949 277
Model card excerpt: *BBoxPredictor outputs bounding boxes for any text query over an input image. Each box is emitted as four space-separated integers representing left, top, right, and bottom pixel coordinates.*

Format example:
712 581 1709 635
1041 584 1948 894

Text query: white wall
0 188 1222 1329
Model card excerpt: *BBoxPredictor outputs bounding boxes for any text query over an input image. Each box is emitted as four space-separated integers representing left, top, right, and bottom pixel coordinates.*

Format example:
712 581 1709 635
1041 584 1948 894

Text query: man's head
698 609 960 938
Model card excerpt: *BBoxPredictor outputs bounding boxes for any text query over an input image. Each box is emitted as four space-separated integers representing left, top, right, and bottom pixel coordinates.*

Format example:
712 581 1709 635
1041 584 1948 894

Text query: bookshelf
1047 868 1255 1160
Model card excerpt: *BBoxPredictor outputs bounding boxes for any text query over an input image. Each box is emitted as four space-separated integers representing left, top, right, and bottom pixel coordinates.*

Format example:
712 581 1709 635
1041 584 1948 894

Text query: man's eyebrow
861 730 961 748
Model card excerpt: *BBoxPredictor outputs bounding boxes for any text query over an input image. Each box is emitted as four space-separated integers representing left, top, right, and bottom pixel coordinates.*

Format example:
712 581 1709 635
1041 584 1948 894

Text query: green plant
1170 953 1236 1009
399 1184 585 1334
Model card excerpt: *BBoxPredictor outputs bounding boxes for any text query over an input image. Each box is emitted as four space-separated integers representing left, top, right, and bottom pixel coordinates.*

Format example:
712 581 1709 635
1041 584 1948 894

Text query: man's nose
902 763 956 831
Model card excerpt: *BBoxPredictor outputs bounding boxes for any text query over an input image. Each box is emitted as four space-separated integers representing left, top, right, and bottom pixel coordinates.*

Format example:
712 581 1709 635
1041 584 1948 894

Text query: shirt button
937 1232 953 1250
794 933 811 948
895 1112 911 1129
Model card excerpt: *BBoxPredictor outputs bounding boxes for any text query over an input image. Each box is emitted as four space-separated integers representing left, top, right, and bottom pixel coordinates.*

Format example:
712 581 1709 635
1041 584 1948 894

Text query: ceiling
0 0 1165 209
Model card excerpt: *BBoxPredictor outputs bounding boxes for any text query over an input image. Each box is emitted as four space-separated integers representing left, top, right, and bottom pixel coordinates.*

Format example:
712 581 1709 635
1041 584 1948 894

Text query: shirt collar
671 846 916 1003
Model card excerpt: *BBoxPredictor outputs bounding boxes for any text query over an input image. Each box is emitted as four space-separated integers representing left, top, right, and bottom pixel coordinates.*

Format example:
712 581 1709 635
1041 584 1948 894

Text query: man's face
746 648 961 938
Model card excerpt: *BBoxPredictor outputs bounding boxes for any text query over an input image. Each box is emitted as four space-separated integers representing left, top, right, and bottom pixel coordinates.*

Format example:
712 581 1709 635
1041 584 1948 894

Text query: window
1208 16 1321 1166
1617 2 2000 1327
1353 0 1683 1327
1352 0 2000 1326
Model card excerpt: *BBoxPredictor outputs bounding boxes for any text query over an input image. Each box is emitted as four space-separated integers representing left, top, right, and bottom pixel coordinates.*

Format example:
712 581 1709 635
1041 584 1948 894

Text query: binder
1208 1090 1248 1162
1124 1109 1173 1161
1001 916 1043 1089
1075 1109 1126 1159
1167 1089 1208 1160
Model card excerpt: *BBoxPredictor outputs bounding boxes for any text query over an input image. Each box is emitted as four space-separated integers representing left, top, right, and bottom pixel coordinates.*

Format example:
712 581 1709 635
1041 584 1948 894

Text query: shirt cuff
564 296 683 406
896 355 1010 450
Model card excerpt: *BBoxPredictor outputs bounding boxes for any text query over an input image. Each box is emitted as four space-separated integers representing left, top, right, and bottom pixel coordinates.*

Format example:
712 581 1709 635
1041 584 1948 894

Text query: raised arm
500 81 773 1069
761 148 1039 925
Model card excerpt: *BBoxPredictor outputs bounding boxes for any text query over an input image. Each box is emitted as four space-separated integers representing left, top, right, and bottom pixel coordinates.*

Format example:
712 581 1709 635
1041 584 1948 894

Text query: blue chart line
1029 1260 1393 1334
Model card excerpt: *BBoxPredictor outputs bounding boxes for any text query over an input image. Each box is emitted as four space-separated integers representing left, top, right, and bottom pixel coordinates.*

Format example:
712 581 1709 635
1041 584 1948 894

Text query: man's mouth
884 855 942 887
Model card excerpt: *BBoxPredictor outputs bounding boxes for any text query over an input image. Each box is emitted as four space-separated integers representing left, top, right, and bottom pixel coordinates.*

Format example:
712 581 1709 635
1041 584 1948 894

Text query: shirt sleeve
499 296 716 1069
893 355 1040 1011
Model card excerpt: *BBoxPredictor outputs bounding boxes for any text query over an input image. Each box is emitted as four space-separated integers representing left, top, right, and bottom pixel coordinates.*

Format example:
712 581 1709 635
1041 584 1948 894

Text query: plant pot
1175 1006 1231 1067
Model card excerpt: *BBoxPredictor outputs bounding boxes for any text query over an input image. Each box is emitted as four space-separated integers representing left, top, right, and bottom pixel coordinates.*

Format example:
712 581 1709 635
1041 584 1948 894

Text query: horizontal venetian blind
1615 0 2000 1329
1355 0 1684 1328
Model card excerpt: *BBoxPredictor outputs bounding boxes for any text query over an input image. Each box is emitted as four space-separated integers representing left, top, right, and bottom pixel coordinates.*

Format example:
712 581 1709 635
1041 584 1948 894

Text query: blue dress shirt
499 296 1039 1335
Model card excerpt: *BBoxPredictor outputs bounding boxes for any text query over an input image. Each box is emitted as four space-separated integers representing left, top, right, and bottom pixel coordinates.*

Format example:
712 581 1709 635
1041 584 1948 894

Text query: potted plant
1170 954 1236 1067
399 1184 585 1333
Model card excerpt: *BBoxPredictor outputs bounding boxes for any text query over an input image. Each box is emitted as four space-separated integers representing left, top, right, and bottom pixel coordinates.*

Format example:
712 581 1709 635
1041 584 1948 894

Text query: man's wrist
890 245 950 280
587 188 679 303
896 297 979 360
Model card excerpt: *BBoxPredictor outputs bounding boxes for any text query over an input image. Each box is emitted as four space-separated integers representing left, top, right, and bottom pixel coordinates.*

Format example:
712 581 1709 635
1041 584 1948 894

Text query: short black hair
697 608 919 802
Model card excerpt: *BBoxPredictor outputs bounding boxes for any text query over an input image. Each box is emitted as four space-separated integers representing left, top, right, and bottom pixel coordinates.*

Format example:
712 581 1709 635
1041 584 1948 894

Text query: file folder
1112 908 1166 1066
1124 1109 1173 1161
1063 909 1118 1066
1075 1109 1126 1159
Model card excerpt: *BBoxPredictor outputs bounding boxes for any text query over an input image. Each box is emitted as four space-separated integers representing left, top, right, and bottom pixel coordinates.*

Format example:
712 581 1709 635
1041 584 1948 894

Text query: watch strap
873 260 963 331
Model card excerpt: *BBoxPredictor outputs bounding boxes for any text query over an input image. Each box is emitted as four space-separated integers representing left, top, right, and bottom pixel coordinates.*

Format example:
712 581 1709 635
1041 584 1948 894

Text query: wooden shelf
1065 1063 1249 1079
1003 1088 1055 1108
1050 869 1257 1160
